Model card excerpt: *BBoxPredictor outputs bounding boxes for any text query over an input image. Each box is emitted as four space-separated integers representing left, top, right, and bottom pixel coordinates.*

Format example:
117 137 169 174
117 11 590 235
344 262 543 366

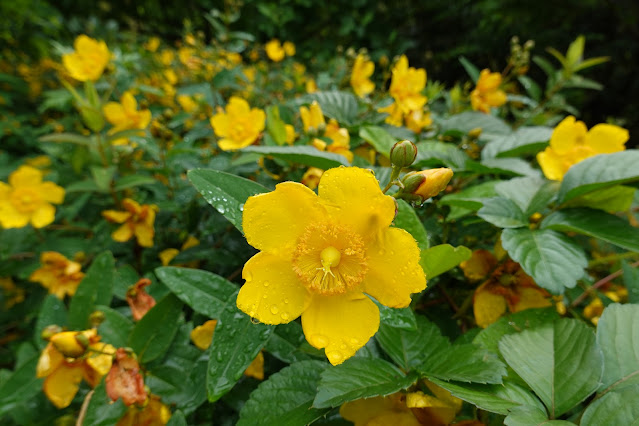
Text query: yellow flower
306 78 318 93
302 167 324 190
144 37 161 52
237 167 426 365
103 91 151 144
537 116 628 181
0 165 65 229
388 55 427 114
177 94 199 113
62 35 110 82
405 109 433 133
583 284 628 325
117 395 171 426
265 39 285 62
300 101 326 134
36 329 115 409
283 41 296 56
285 124 297 144
470 69 507 113
324 119 354 163
210 96 266 151
350 53 375 98
462 250 552 328
29 252 85 299
159 235 200 266
102 198 158 247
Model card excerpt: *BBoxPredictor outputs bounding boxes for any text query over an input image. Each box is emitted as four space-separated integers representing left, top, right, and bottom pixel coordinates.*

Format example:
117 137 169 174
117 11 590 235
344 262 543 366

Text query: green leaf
313 358 418 408
38 132 93 146
417 344 507 384
557 151 639 203
495 177 558 216
477 197 528 228
541 208 639 252
309 90 358 126
440 180 500 219
504 405 576 426
420 244 472 279
440 112 510 139
264 322 310 364
482 126 552 159
375 302 417 330
414 141 467 169
113 174 157 191
207 291 273 402
104 129 147 144
565 35 585 67
90 166 116 191
499 319 602 417
596 304 639 392
166 410 188 426
155 267 237 319
0 354 42 418
563 185 636 213
476 158 541 177
68 251 115 329
237 361 330 426
474 308 560 356
359 126 397 158
376 316 450 371
96 305 134 348
128 294 183 363
82 381 127 426
188 169 269 233
242 145 349 169
623 263 639 304
34 295 67 349
428 378 543 416
581 384 639 426
395 199 429 250
65 179 102 193
501 228 587 293
459 56 480 82
517 76 543 101
265 106 287 145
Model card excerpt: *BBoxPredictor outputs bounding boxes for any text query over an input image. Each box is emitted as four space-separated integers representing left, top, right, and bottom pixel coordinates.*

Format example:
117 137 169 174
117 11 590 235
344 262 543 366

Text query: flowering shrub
0 24 638 426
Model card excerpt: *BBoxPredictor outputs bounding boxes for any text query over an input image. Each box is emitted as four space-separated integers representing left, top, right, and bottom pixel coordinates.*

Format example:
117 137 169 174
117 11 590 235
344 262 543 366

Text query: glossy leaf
82 381 127 426
68 251 115 329
420 244 472 279
417 344 507 384
504 405 576 426
482 126 552 159
395 199 429 250
96 305 134 349
477 197 528 228
242 145 349 169
440 112 510 139
495 176 558 216
0 354 42 418
359 125 397 158
34 295 67 349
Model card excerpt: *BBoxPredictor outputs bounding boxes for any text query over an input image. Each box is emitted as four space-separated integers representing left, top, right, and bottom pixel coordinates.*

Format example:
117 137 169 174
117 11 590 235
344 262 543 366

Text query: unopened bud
50 331 88 358
399 168 453 202
390 140 418 168
468 127 482 140
41 324 63 341
89 310 106 327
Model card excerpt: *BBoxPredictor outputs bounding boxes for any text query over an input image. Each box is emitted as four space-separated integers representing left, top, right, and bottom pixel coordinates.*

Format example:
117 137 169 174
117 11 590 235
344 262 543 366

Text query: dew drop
263 281 270 287
327 350 344 364
251 317 261 324
283 298 289 304
280 312 290 321
311 334 328 347
270 305 279 315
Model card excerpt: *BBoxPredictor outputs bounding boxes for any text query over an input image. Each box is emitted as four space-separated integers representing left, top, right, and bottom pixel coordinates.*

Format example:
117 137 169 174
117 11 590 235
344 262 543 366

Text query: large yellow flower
62 35 110 82
0 165 65 229
470 69 507 113
237 167 426 365
537 116 628 181
36 329 115 408
210 96 265 151
29 252 85 299
102 198 158 247
387 55 427 114
351 53 375 98
103 91 152 137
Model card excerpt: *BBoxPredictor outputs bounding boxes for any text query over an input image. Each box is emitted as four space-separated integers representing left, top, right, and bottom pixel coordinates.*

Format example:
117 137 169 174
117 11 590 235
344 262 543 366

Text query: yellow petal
586 123 629 154
103 102 126 125
190 319 218 350
37 343 64 378
159 248 180 266
211 112 229 138
537 148 567 181
43 362 84 408
9 165 42 187
134 223 154 247
317 167 395 240
511 286 552 312
340 395 397 426
460 249 497 281
237 252 310 324
362 227 426 308
39 182 65 204
121 92 138 114
86 342 115 378
367 412 421 426
301 292 379 365
217 137 244 151
244 351 264 380
112 223 134 242
30 203 56 228
226 96 250 116
243 181 327 255
102 210 131 223
0 201 29 228
473 284 507 328
550 116 587 155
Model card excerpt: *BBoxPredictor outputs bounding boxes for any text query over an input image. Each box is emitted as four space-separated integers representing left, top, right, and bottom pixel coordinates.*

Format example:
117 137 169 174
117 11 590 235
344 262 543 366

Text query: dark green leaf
0 354 42 418
309 90 358 126
34 295 67 349
476 158 541 177
96 305 134 348
418 344 506 384
563 186 636 212
420 244 471 279
242 145 349 169
207 291 273 402
359 126 397 158
517 76 542 101
477 197 528 228
439 112 510 139
128 294 183 363
375 302 417 330
459 56 480 82
501 228 587 293
395 199 429 250
495 177 558 216
113 175 157 191
499 319 602 417
166 410 187 426
504 405 576 426
557 151 639 203
581 384 639 426
541 208 639 252
82 381 127 426
313 358 418 408
623 263 639 304
155 267 237 318
188 169 269 233
237 361 330 426
264 322 310 364
483 126 551 159
68 251 115 329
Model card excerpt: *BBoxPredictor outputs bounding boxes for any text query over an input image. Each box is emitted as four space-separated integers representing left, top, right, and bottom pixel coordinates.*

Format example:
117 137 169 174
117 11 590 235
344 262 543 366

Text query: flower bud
50 331 88 358
390 140 417 168
399 168 453 202
467 127 482 140
41 324 63 341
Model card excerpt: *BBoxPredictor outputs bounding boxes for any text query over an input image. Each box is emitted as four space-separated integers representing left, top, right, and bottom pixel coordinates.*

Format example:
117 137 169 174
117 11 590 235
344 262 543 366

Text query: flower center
292 222 368 296
11 188 41 213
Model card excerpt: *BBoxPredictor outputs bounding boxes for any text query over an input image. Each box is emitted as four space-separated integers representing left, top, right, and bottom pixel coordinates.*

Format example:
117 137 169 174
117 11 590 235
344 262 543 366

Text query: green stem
382 166 402 194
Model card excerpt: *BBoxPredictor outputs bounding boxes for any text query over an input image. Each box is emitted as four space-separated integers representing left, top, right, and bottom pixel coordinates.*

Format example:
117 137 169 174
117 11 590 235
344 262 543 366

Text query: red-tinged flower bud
106 348 148 406
390 140 418 168
50 331 88 358
399 168 453 202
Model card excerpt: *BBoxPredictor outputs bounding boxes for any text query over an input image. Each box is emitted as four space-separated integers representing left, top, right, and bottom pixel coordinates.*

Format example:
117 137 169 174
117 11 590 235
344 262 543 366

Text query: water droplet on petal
263 281 270 287
280 312 290 321
270 305 279 315
327 350 344 364
311 334 328 347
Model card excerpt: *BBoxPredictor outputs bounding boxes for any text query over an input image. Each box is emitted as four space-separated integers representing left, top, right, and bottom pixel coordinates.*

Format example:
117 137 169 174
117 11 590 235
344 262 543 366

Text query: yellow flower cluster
265 39 296 62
